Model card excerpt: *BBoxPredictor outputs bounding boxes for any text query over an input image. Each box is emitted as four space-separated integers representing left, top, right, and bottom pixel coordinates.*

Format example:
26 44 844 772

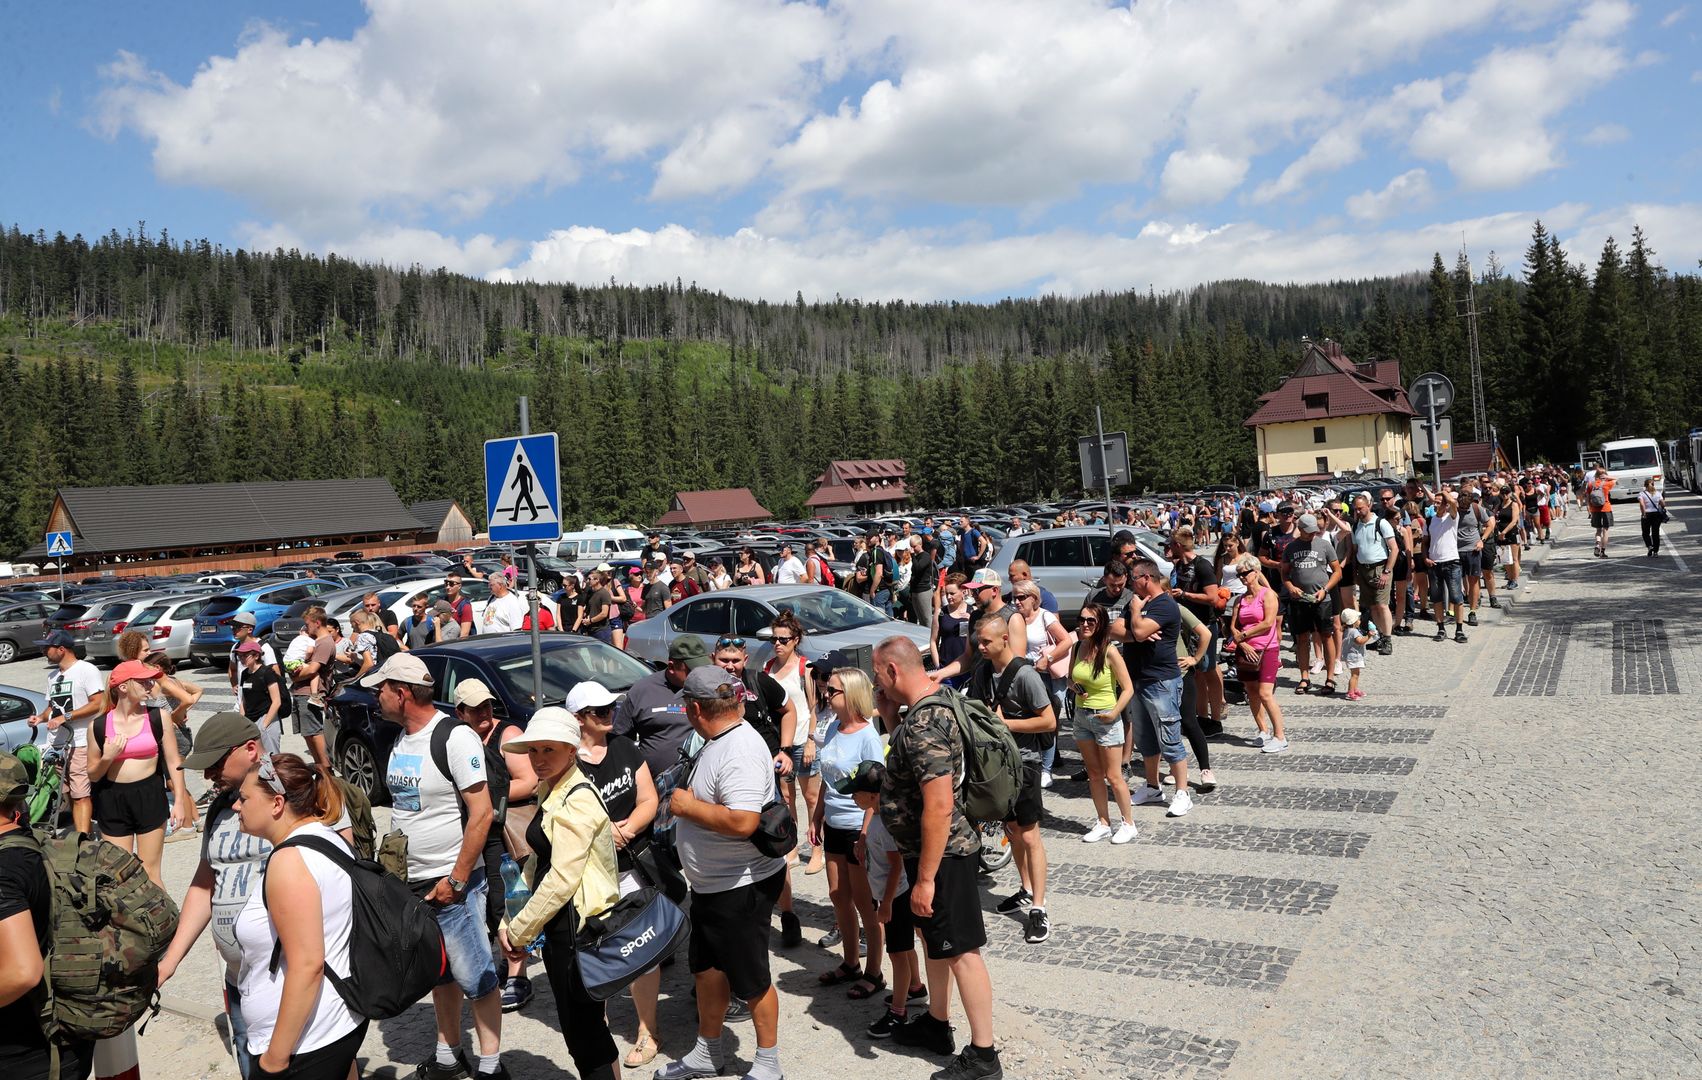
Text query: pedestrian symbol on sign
499 449 543 523
484 433 562 543
45 531 73 557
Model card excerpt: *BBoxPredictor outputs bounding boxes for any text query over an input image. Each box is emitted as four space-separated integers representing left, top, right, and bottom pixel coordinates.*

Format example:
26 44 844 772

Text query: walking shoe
1195 768 1216 793
1432 627 1446 641
1332 659 1344 677
1454 630 1468 644
894 1012 956 1056
1506 581 1520 589
499 975 533 1012
1166 789 1194 817
780 911 802 948
867 1011 909 1040
885 985 928 1006
1081 821 1113 843
1467 610 1478 626
725 998 753 1023
996 888 1032 914
1039 770 1054 789
1308 660 1324 677
1111 821 1139 844
1488 596 1500 609
1377 638 1394 656
821 926 842 948
195 789 217 808
1261 737 1290 754
1024 907 1050 944
1068 768 1089 782
1130 785 1167 807
930 1046 1003 1080
414 1052 471 1080
656 1059 724 1080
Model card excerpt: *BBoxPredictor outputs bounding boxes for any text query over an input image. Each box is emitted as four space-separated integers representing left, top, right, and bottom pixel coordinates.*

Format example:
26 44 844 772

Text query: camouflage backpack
333 777 377 861
0 827 179 1043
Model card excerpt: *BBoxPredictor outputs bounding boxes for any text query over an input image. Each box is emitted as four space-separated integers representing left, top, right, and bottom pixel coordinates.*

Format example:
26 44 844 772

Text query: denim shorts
787 743 820 777
1131 676 1186 764
1072 704 1125 747
425 873 500 999
1428 560 1465 606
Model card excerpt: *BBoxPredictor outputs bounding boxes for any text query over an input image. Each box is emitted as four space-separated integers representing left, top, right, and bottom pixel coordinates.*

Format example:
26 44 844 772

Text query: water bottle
499 854 543 956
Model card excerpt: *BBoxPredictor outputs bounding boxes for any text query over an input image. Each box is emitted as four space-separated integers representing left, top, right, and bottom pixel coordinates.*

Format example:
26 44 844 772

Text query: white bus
1600 438 1664 502
539 527 647 561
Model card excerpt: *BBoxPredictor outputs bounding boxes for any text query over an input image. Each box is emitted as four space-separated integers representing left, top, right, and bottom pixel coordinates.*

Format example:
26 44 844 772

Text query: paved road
8 498 1700 1079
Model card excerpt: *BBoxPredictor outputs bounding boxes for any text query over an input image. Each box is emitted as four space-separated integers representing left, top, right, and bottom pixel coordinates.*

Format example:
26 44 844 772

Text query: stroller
12 740 67 832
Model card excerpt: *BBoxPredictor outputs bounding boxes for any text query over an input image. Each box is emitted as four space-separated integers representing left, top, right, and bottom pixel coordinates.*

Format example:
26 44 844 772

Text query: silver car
0 683 49 754
0 601 56 665
623 584 931 670
125 593 222 664
986 524 1174 627
82 592 171 663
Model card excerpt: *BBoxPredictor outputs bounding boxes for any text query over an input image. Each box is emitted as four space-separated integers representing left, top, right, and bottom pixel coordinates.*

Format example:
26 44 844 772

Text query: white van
1600 438 1664 502
540 527 647 561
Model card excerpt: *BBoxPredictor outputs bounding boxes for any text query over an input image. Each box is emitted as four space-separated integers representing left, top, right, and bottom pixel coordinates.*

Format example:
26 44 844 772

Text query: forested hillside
1 219 1699 560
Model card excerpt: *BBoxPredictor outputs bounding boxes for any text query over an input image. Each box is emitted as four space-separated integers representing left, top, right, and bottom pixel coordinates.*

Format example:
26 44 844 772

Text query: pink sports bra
101 710 159 763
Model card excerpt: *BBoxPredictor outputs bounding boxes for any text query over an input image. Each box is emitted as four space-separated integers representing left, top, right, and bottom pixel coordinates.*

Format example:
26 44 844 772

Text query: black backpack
264 833 447 1020
371 626 401 663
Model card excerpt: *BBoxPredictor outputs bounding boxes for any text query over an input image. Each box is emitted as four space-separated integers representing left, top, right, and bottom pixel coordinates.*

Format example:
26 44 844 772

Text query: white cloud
241 221 520 276
1347 169 1435 221
1579 122 1631 145
1659 6 1688 28
1158 149 1250 208
1251 79 1444 203
1410 0 1633 189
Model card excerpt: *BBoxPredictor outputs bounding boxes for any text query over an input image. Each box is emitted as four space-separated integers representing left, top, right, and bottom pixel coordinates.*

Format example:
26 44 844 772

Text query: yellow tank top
1071 651 1117 710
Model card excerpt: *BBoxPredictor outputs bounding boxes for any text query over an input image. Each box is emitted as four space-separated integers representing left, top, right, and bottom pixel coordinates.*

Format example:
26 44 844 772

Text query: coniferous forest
1 219 1700 559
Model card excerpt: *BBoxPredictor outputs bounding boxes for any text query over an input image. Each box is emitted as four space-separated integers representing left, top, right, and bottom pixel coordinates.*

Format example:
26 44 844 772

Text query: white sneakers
1261 737 1290 754
1082 822 1113 843
1111 821 1140 844
1130 785 1168 806
1166 790 1194 817
1039 771 1054 789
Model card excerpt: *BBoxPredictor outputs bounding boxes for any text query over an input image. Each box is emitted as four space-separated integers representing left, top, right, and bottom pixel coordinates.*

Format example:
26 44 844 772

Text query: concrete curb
156 992 222 1025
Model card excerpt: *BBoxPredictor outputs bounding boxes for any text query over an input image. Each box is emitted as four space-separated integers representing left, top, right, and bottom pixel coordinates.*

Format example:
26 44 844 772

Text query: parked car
190 579 348 665
986 524 1174 627
366 565 442 584
0 683 49 755
624 584 930 671
43 591 159 653
122 593 222 664
196 573 259 588
0 602 57 664
86 592 191 664
326 635 652 802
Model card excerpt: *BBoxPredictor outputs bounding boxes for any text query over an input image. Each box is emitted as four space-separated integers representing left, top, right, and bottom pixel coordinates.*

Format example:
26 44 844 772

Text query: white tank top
1023 609 1055 664
234 822 360 1055
764 654 815 738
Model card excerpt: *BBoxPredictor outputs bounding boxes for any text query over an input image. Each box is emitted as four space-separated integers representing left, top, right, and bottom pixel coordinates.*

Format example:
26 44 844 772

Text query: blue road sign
484 433 562 543
45 531 74 557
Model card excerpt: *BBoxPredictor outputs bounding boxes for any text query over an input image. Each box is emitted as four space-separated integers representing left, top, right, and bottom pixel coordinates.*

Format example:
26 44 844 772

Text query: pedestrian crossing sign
484 433 562 543
45 531 73 557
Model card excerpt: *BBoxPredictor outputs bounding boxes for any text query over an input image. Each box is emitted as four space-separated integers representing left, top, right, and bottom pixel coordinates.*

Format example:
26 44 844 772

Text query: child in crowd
282 624 321 706
1341 607 1369 700
839 762 926 1040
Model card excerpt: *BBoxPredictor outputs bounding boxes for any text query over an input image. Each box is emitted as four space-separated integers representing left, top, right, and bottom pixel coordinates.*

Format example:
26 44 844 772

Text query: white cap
452 678 497 708
565 681 618 713
358 653 433 688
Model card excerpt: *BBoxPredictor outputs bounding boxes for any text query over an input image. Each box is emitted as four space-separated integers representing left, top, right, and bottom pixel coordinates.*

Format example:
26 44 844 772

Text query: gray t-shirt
973 659 1053 761
1283 535 1339 595
612 671 692 777
1456 503 1489 548
675 722 787 895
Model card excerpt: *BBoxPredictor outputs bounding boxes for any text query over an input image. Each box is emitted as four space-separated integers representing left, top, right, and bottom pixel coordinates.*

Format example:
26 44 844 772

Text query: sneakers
1454 630 1468 644
1332 659 1344 677
1130 785 1167 807
1467 610 1478 626
656 1059 724 1080
1081 822 1113 843
1377 638 1394 656
1506 580 1520 589
1346 688 1364 701
1250 729 1270 746
885 985 928 1006
894 1012 956 1056
1068 768 1089 782
1166 789 1194 817
1024 908 1050 943
1261 737 1290 754
1039 770 1054 789
1195 768 1216 793
725 998 752 1023
414 1052 471 1080
996 888 1032 914
1433 627 1446 641
780 911 802 948
931 1047 1004 1080
821 926 842 948
1307 660 1324 677
1488 596 1500 609
499 975 533 1013
867 1011 908 1040
1110 821 1139 844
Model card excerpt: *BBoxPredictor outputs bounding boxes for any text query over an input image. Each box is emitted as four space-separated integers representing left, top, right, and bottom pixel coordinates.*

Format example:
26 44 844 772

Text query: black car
325 634 653 803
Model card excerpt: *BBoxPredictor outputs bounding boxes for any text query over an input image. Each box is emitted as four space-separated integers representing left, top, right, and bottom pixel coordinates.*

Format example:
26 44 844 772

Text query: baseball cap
0 753 27 801
358 652 434 688
832 759 886 796
970 568 1002 590
432 599 455 615
231 611 258 627
1297 513 1319 532
681 664 741 701
235 640 263 655
111 659 163 688
595 562 614 572
180 712 262 770
36 629 75 649
501 707 581 752
810 648 853 681
452 678 497 708
650 551 668 563
1276 502 1296 515
565 681 618 713
669 636 711 670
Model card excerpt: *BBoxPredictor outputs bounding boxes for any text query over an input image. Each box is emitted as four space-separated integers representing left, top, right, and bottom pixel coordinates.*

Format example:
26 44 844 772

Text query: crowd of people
2 462 1636 1080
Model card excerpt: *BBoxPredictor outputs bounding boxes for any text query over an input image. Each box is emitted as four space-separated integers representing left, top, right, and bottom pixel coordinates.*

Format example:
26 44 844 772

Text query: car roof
685 584 837 602
413 633 607 659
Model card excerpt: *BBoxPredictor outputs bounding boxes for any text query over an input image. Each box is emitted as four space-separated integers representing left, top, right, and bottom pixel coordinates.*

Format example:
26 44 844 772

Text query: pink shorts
67 746 91 800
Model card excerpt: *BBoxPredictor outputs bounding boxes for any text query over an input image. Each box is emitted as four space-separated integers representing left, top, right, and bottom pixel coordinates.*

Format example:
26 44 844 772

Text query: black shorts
1461 549 1482 576
822 823 861 864
886 886 917 954
1480 543 1498 571
688 868 785 1000
901 854 987 961
1005 762 1043 828
1393 554 1410 581
92 775 169 836
1591 510 1614 530
1287 597 1334 634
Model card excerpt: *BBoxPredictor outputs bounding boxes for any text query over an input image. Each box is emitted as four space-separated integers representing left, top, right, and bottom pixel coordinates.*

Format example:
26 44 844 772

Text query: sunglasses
1079 617 1100 627
827 686 845 698
715 636 746 649
771 635 797 645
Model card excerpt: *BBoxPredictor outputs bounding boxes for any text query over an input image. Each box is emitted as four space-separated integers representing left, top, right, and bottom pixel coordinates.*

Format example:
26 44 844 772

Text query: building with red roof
655 488 772 527
1244 339 1417 486
805 459 909 517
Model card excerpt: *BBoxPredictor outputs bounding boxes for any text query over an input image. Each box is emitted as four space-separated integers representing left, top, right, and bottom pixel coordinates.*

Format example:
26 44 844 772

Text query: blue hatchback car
189 578 347 665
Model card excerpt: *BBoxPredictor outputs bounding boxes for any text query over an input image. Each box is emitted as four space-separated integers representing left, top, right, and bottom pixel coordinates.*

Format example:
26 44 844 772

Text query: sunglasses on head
715 636 745 649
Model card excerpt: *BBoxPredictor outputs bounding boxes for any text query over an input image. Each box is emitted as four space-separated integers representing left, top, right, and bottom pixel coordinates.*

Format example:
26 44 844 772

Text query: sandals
623 1033 658 1068
847 973 887 1000
1294 680 1312 695
818 961 863 986
1317 682 1338 696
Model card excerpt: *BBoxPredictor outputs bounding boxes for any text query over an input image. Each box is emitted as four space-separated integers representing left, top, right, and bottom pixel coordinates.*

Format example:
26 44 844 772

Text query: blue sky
2 0 1698 302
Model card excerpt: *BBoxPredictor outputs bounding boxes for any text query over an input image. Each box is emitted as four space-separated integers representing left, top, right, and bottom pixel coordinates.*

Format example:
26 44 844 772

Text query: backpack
264 833 447 1020
1588 482 1608 508
916 688 1023 823
333 778 378 861
812 555 836 588
741 669 784 755
370 626 401 663
0 827 179 1044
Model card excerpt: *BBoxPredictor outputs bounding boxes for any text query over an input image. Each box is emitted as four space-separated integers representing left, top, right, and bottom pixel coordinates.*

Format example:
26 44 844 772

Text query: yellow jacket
502 765 620 946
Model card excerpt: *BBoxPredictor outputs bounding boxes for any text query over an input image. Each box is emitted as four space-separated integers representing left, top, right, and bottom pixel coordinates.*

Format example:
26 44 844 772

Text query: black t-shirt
1261 528 1298 588
1173 554 1218 621
239 665 283 720
910 551 936 591
0 838 50 1058
1088 585 1135 659
578 736 648 872
586 587 611 623
641 581 670 617
739 670 789 754
556 595 581 631
1130 593 1181 683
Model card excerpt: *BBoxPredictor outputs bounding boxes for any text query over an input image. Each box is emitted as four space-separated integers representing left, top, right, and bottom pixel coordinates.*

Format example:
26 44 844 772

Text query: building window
1303 393 1329 411
1316 456 1329 475
1313 425 1327 443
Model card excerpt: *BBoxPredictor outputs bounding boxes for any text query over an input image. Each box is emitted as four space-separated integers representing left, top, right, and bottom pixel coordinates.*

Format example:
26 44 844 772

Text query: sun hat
501 706 581 752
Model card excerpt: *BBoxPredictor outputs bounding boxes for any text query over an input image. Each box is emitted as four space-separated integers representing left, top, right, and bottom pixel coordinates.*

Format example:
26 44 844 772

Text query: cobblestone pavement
18 497 1702 1078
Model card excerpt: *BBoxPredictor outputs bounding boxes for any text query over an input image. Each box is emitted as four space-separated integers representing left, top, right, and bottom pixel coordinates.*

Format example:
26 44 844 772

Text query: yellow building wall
1256 417 1413 483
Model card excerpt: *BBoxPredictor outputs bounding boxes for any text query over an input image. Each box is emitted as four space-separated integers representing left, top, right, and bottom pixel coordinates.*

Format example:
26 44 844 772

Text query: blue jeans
1131 675 1187 764
429 872 501 999
226 980 253 1079
872 588 893 616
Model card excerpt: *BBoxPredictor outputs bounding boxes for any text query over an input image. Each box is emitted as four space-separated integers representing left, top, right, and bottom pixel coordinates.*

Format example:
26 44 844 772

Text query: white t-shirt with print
47 659 106 749
483 592 527 633
774 556 806 585
386 714 488 880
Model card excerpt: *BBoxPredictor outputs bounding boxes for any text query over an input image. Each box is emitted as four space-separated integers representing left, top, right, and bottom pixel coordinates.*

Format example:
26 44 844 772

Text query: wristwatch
447 876 467 894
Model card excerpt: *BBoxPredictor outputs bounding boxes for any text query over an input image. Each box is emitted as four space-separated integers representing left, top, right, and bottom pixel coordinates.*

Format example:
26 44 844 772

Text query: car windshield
492 642 653 706
1604 445 1658 470
768 589 887 633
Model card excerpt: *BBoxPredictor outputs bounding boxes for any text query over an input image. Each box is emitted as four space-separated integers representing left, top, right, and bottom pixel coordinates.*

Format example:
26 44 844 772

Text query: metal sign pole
1428 396 1442 487
518 396 544 708
1095 406 1115 530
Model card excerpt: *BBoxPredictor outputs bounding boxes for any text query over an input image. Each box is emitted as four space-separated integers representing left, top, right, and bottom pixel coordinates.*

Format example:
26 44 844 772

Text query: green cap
180 712 262 771
831 759 886 797
0 753 26 801
669 636 711 670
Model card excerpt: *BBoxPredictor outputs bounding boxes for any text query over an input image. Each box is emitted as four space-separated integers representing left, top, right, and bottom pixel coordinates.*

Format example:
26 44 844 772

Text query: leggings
542 918 619 1080
251 1021 368 1080
1179 670 1211 771
1642 514 1663 554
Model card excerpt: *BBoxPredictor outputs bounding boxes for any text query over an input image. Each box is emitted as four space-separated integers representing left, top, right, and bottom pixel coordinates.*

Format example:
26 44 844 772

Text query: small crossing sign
484 433 561 543
45 531 73 557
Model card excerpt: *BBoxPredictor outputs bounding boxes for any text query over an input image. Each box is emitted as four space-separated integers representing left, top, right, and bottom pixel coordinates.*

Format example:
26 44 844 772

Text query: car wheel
338 737 384 806
0 640 16 664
